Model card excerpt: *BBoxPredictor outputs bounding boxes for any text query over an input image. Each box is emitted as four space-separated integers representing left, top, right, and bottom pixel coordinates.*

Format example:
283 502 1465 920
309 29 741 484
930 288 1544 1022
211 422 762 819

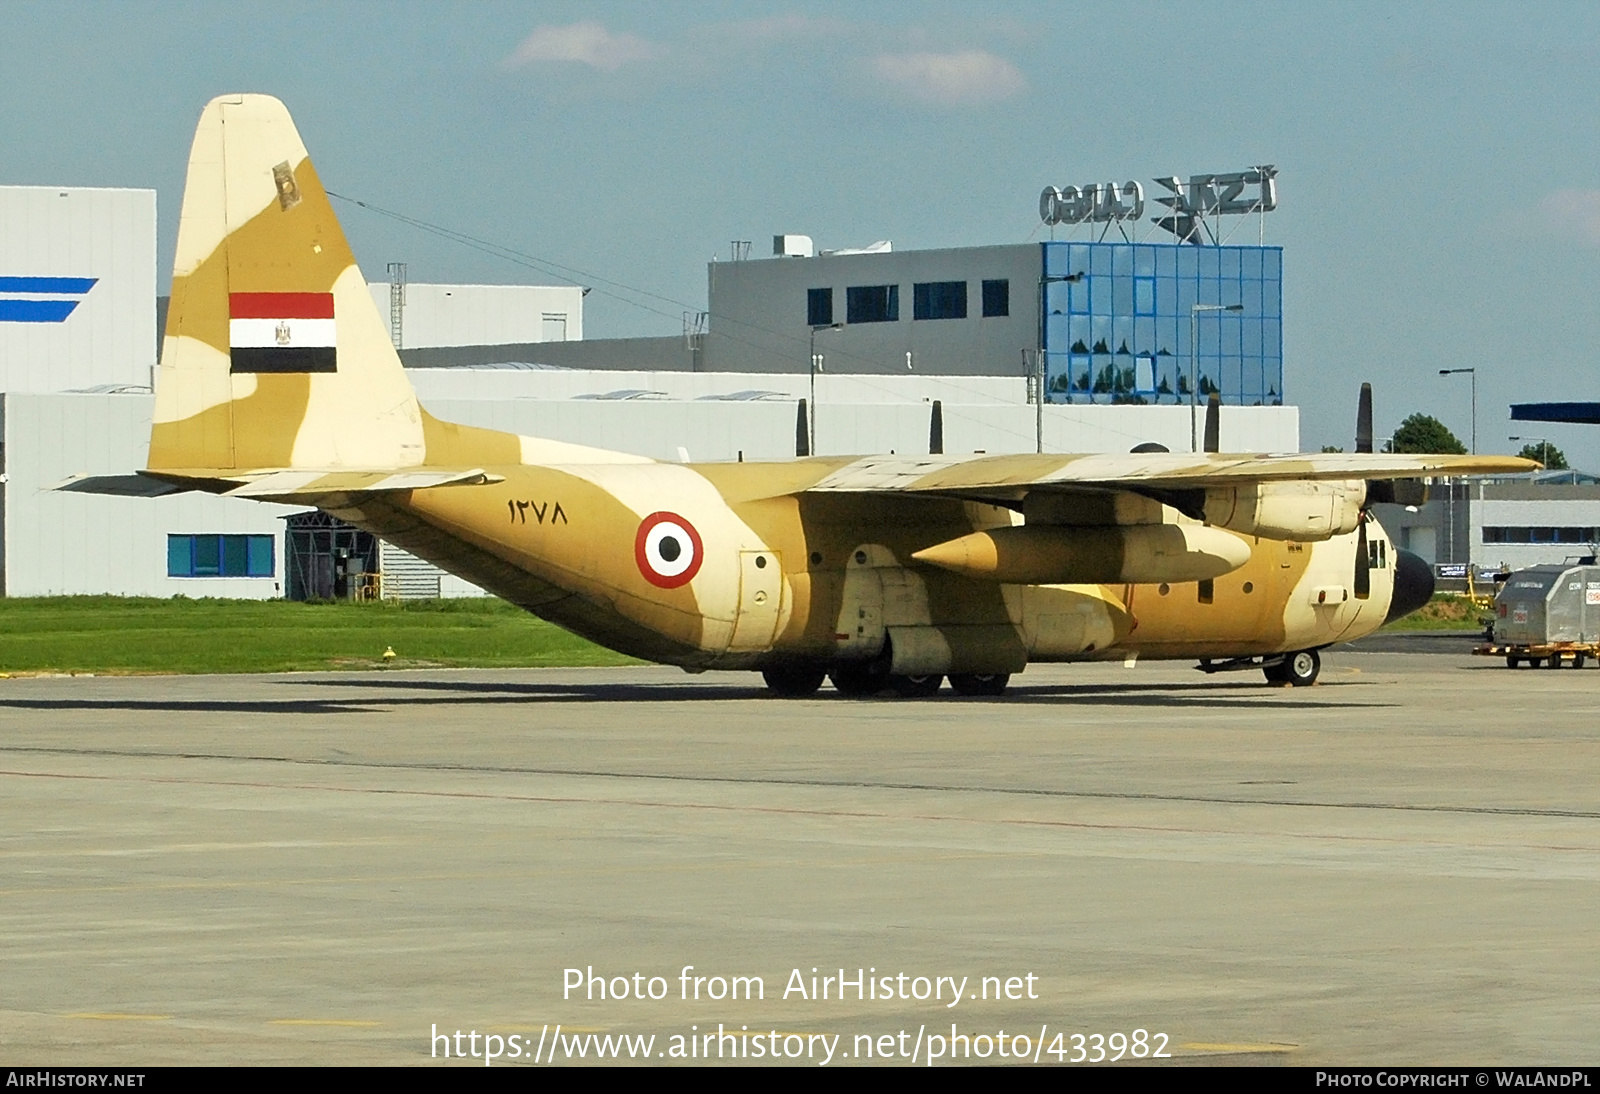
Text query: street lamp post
1509 435 1551 468
1439 367 1477 454
1035 272 1084 454
1189 303 1243 452
808 322 843 455
1036 348 1049 454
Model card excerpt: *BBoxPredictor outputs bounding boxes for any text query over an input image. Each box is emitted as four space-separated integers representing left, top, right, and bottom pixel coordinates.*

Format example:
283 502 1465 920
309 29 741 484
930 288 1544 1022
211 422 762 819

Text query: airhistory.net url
430 1023 1171 1065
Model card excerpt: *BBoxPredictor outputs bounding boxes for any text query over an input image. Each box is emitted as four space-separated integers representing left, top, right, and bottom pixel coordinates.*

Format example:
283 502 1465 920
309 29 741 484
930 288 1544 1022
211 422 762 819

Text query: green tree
1388 413 1467 455
1517 442 1568 470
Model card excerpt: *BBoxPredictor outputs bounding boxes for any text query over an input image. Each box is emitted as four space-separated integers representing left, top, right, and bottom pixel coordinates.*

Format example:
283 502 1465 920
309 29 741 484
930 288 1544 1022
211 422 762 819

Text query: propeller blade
795 399 809 457
929 399 944 455
1367 477 1429 507
1203 392 1221 453
1356 382 1373 454
1354 515 1371 600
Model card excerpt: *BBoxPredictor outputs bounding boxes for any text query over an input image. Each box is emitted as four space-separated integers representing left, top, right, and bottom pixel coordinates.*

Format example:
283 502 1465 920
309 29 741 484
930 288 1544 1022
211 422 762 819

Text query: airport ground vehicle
1475 560 1600 668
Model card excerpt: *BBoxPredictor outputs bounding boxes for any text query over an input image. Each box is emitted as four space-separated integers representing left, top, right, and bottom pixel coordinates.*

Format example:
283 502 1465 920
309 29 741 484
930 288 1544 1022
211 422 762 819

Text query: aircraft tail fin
150 94 432 474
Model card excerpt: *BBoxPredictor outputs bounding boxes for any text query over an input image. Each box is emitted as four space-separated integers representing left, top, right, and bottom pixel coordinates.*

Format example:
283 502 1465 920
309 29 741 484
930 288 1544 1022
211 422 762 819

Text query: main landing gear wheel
828 663 883 697
1264 649 1320 687
949 672 1011 697
762 666 826 697
888 673 943 698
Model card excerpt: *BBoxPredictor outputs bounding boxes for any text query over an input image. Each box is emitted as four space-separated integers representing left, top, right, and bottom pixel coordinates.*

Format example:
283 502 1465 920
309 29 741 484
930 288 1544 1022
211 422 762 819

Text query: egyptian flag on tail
229 292 337 373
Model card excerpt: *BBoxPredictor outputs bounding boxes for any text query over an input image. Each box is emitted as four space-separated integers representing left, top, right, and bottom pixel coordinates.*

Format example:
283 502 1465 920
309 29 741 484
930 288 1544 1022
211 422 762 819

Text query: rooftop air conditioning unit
773 234 814 258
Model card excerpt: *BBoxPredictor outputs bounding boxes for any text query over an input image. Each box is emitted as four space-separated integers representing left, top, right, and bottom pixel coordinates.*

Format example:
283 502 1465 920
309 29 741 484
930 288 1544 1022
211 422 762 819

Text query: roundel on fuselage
634 511 704 588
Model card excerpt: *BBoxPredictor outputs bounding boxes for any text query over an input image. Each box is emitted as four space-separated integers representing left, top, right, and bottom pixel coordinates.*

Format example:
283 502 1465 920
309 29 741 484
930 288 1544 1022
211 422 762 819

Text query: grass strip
1380 593 1491 632
0 589 1490 677
0 596 637 676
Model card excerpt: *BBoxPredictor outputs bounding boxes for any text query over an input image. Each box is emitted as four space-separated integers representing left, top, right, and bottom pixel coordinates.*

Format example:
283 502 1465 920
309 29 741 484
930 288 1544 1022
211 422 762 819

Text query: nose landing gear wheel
762 666 826 697
1263 649 1320 687
949 672 1011 696
888 674 943 698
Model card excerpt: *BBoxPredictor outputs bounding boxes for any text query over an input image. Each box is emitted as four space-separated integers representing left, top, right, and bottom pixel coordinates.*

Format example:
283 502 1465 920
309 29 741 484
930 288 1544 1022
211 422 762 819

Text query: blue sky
6 1 1600 461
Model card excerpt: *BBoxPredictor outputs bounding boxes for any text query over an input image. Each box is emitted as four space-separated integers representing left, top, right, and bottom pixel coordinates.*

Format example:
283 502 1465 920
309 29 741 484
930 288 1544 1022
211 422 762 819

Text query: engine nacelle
911 522 1251 585
1202 480 1365 541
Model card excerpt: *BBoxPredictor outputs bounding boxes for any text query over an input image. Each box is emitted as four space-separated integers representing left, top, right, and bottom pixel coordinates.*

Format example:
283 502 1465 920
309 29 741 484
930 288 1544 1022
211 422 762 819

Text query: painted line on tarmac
3 746 1600 821
65 1012 171 1021
0 839 392 859
3 768 1599 860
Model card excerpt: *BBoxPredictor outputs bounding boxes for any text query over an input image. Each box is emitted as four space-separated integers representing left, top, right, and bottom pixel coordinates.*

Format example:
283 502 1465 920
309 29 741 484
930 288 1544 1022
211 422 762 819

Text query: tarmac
2 639 1597 1066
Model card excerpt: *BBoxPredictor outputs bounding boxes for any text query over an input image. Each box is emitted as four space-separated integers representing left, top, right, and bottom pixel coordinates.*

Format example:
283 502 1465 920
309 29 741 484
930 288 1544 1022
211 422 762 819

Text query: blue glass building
1040 241 1283 406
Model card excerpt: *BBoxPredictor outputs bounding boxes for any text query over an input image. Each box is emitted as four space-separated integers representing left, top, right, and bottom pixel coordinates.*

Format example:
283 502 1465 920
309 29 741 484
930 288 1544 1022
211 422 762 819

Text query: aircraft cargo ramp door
284 512 378 602
284 513 487 601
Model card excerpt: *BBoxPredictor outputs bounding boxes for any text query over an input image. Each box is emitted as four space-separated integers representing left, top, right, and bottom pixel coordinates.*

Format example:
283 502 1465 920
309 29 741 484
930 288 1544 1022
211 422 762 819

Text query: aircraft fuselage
323 457 1401 677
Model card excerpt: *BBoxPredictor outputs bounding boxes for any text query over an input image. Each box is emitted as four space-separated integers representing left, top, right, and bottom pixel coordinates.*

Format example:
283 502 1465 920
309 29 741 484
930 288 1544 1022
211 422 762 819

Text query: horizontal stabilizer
51 473 196 498
223 467 504 499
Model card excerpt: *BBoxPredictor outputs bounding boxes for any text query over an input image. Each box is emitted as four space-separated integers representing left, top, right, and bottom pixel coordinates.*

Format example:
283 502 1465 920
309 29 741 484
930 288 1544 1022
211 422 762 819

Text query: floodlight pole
1190 303 1243 452
808 323 843 455
1439 367 1477 454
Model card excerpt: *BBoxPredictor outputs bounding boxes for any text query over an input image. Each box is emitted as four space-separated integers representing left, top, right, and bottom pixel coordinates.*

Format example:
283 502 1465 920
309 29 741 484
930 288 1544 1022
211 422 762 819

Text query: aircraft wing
799 451 1537 501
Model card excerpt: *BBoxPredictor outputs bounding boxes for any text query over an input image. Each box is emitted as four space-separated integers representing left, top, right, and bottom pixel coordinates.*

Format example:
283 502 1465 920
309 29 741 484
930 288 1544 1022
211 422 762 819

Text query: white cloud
870 50 1025 105
1538 189 1600 246
505 22 663 72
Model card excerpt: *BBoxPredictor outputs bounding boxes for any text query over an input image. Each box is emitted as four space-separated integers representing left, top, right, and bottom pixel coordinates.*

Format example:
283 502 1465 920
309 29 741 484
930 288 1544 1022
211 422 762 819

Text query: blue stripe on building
0 276 97 294
0 299 81 323
1510 403 1600 425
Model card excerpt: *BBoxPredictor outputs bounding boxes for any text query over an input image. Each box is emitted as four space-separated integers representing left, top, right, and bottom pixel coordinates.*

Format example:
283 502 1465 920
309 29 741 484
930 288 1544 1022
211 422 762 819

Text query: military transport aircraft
61 95 1533 697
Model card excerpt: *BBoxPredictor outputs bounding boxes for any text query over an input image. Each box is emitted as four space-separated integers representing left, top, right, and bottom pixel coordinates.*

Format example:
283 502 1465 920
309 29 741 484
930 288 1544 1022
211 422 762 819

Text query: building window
807 288 833 327
1483 526 1600 544
846 284 899 324
1037 241 1283 407
982 279 1009 317
913 281 967 320
168 534 275 577
1134 277 1156 316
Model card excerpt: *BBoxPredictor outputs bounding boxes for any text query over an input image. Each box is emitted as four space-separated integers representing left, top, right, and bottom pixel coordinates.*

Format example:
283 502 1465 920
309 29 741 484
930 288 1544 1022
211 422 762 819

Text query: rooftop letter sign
1040 167 1277 242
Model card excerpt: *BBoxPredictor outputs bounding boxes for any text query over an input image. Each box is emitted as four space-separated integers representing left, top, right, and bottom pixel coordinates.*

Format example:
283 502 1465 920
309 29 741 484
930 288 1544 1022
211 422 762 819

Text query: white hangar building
1 185 303 599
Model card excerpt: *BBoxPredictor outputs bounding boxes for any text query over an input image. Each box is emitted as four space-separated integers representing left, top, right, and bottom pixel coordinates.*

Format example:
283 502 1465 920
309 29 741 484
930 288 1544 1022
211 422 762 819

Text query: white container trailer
1479 561 1600 668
